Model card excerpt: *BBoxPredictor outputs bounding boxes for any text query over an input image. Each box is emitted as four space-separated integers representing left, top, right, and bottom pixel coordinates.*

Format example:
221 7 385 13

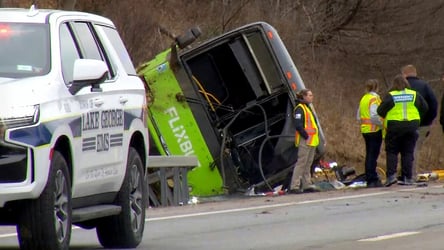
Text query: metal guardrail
147 155 198 207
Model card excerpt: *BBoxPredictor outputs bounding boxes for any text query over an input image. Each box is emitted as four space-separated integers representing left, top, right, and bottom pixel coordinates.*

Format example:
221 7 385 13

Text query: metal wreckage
137 22 362 201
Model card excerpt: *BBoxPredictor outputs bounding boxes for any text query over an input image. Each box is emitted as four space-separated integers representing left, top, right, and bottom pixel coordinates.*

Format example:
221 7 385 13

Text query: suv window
60 22 116 85
60 23 80 85
71 22 102 61
71 22 115 80
98 25 137 76
0 23 50 78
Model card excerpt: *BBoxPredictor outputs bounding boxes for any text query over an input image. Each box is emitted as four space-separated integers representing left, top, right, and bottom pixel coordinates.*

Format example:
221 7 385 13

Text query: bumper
0 182 38 207
0 144 39 207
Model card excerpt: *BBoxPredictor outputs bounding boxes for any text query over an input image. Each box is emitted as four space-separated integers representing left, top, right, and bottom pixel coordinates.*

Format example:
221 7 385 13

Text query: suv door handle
119 97 128 104
93 98 104 107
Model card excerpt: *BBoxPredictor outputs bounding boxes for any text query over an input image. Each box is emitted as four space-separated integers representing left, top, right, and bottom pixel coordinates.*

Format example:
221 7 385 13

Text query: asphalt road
1 182 444 249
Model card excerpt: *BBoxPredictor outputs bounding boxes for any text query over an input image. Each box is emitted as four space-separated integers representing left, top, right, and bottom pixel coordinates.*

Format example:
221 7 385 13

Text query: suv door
60 21 124 198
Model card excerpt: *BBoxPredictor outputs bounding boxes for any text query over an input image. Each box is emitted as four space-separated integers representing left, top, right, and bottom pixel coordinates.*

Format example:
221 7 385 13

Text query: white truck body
0 6 149 250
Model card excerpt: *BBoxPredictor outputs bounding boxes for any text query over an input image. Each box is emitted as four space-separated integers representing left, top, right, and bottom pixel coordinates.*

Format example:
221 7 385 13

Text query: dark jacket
377 88 428 132
440 94 444 131
406 76 437 126
293 101 317 140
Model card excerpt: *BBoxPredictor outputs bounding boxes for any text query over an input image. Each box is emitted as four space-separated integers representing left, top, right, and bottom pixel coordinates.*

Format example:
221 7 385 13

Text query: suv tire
96 147 145 248
17 151 72 250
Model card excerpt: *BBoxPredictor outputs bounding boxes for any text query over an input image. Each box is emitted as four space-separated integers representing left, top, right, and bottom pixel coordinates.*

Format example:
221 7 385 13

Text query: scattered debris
348 181 367 188
245 185 286 197
243 161 443 197
188 196 199 205
417 170 444 182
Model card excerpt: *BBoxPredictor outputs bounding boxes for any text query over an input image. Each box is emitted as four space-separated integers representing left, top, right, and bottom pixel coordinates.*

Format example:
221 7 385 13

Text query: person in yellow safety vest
289 89 321 193
357 79 384 188
377 74 428 187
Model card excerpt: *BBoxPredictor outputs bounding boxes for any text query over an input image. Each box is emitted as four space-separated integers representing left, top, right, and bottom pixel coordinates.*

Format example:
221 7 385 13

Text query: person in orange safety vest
357 79 384 188
289 89 321 193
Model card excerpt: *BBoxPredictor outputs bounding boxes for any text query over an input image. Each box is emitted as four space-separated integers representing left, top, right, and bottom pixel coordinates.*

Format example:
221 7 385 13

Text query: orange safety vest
359 93 382 133
294 104 319 147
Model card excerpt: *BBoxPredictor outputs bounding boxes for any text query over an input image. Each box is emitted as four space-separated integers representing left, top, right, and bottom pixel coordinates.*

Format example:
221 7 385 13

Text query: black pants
362 130 382 183
385 128 418 179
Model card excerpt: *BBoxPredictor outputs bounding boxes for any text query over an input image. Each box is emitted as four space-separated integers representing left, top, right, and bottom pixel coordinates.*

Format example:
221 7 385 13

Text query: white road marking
146 183 439 222
0 226 81 239
0 184 438 238
146 191 392 221
358 231 420 242
0 233 16 238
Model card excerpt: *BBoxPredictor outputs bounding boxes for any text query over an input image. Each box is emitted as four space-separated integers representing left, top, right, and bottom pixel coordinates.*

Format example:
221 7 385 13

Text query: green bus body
138 50 224 196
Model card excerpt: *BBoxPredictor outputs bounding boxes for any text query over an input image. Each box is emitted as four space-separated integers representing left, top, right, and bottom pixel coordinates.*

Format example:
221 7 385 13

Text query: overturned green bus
138 22 325 197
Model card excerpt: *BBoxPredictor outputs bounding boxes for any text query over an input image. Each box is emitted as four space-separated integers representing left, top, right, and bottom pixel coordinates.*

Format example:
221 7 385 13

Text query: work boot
288 188 303 194
367 179 383 188
398 177 415 185
385 175 397 187
288 181 303 194
302 184 321 192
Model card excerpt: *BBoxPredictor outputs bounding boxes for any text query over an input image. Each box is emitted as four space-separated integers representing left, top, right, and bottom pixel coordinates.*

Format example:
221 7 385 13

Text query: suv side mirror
69 59 108 95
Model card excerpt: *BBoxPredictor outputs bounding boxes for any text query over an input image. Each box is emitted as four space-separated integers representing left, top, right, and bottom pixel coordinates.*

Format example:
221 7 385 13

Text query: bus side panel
138 50 224 196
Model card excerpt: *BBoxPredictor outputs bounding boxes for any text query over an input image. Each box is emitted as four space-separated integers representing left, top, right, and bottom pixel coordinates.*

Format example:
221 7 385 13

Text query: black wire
219 103 269 190
257 134 294 191
184 96 235 112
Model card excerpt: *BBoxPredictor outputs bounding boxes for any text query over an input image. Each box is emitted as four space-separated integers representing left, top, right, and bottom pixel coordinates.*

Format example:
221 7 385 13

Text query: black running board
72 205 121 223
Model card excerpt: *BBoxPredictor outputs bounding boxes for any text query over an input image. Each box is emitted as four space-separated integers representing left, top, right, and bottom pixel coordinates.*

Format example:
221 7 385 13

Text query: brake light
0 25 11 38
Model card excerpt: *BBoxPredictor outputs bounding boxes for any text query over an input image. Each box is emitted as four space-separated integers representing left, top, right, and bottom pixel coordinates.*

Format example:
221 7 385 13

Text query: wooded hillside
4 0 444 173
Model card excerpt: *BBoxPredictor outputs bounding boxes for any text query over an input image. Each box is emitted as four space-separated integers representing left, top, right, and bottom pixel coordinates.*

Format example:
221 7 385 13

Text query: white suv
0 6 149 250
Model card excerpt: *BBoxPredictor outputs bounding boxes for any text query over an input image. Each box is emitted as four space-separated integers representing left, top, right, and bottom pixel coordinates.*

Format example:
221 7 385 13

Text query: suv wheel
17 151 72 250
96 147 145 248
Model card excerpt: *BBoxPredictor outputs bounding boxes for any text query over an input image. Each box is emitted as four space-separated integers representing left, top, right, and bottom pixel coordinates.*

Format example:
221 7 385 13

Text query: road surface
1 182 444 249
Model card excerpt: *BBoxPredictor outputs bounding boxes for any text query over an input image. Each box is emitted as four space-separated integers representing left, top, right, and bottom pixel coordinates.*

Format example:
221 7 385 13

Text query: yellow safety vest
359 92 381 133
295 104 319 147
385 89 420 123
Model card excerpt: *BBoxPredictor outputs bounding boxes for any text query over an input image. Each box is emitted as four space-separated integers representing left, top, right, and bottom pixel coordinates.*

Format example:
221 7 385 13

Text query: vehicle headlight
0 104 40 129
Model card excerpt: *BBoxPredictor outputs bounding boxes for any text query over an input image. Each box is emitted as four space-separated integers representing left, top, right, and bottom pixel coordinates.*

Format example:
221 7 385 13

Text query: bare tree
7 0 444 174
219 0 251 32
59 0 75 10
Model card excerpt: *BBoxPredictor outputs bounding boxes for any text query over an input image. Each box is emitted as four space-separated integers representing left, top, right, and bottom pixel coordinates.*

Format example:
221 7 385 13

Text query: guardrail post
147 155 198 207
